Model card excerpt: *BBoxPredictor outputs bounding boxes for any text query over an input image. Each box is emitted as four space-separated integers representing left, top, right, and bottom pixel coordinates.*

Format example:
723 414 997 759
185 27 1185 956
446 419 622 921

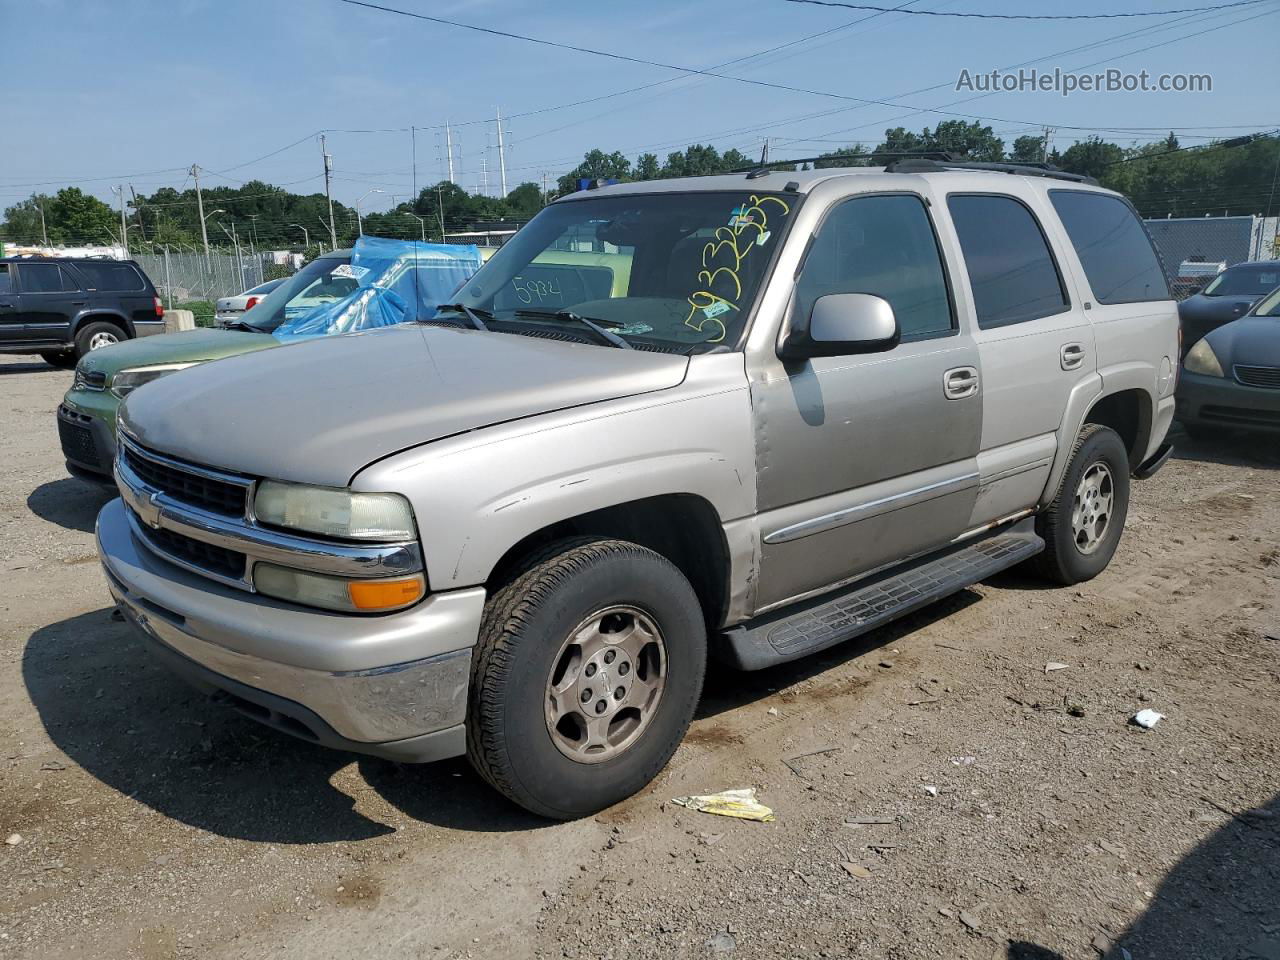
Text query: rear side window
17 262 81 293
0 265 10 295
72 261 147 292
797 193 954 340
947 194 1068 329
1050 191 1169 303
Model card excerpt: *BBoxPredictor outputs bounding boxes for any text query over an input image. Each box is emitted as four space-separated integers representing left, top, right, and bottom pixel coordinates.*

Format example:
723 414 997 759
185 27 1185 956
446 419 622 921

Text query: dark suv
0 256 165 367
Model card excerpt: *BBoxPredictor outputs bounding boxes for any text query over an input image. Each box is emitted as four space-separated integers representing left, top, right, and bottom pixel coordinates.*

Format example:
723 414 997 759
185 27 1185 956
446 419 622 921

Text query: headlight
254 564 425 613
253 481 416 541
1184 339 1224 378
110 363 198 398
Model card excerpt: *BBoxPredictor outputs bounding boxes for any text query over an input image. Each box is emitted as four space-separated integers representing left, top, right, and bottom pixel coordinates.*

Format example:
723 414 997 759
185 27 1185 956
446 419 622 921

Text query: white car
214 278 286 327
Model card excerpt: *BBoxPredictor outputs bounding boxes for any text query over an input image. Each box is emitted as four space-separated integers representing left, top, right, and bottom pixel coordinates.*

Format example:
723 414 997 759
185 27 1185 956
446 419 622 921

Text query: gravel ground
1 352 1277 960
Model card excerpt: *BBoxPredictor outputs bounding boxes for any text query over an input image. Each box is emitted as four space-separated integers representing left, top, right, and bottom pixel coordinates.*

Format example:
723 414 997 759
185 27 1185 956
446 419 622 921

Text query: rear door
944 191 1095 526
12 262 84 344
71 260 154 330
750 187 983 610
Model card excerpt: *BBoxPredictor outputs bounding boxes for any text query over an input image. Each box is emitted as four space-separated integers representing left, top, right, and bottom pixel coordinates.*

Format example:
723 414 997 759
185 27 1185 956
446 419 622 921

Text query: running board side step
719 522 1044 671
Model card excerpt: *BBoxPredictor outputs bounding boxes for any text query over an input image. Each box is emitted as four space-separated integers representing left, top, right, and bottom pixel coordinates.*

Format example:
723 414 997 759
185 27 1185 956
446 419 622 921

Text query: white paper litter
1133 709 1164 729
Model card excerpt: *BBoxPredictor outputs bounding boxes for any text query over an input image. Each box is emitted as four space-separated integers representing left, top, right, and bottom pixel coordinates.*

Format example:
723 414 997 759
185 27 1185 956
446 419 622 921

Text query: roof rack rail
883 157 1098 185
732 150 958 176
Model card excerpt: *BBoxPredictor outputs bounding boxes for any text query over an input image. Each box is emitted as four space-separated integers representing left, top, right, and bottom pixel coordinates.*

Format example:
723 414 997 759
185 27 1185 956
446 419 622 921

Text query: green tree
876 121 1004 160
1009 135 1047 164
813 145 869 169
1 194 54 242
1058 137 1125 179
505 182 543 218
557 150 632 194
48 188 118 245
634 153 661 181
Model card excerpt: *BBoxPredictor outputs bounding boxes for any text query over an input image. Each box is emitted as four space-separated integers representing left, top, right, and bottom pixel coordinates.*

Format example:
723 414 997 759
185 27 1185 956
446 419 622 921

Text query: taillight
244 297 259 311
154 297 164 318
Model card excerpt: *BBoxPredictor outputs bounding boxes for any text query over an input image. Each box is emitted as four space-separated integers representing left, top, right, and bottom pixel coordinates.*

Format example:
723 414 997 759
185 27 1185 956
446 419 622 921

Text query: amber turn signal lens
347 576 425 611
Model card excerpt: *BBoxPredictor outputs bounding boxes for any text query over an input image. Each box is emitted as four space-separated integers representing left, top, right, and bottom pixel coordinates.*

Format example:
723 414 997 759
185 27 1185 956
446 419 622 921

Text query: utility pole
248 214 260 250
1041 126 1055 164
320 133 337 249
191 164 211 270
112 185 129 256
495 106 508 198
36 202 48 245
760 137 770 166
220 222 245 291
129 185 147 241
435 185 446 241
445 120 456 185
480 157 489 197
541 171 549 206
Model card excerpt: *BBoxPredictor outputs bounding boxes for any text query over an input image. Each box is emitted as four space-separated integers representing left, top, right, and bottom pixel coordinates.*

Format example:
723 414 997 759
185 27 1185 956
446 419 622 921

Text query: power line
781 0 1272 18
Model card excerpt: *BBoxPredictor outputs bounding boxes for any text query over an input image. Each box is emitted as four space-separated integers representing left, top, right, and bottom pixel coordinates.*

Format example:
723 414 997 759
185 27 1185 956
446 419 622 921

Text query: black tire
39 350 76 369
73 320 127 360
1032 424 1131 585
467 537 707 820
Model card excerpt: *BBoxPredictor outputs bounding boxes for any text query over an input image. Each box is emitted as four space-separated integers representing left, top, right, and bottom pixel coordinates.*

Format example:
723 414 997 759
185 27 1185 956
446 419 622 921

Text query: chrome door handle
1060 342 1086 370
943 366 979 400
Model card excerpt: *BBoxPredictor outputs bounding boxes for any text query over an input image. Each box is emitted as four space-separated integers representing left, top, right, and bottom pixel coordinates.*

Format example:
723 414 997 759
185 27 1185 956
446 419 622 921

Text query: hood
120 324 689 487
80 327 279 379
1202 315 1280 369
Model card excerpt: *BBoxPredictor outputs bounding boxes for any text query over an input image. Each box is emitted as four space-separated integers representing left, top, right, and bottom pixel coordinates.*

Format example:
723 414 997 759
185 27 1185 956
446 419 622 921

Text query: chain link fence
132 249 277 316
1144 214 1280 299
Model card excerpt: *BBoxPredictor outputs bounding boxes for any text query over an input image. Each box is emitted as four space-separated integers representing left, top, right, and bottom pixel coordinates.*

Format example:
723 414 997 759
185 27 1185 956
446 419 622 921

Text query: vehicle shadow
697 588 983 720
27 477 115 534
0 361 60 376
1168 421 1280 470
22 608 544 843
1007 791 1280 959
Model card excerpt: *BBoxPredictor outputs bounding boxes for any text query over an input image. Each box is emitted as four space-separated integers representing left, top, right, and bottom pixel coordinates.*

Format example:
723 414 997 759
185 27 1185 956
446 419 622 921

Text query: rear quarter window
71 261 148 292
1049 191 1170 304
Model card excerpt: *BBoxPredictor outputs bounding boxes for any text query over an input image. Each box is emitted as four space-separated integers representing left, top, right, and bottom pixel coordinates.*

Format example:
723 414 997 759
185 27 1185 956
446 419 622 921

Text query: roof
557 163 1110 202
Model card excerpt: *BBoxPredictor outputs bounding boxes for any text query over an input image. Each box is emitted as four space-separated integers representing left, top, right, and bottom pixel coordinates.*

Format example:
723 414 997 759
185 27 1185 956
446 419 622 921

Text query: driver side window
796 194 955 341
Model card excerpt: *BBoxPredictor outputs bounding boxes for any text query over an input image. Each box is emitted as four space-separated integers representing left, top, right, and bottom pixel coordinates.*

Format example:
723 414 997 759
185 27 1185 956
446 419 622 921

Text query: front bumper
96 498 485 762
58 389 120 478
1177 371 1280 434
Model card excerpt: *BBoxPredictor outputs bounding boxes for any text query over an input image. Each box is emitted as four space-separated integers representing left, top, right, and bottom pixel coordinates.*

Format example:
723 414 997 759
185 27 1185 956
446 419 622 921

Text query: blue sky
2 0 1275 213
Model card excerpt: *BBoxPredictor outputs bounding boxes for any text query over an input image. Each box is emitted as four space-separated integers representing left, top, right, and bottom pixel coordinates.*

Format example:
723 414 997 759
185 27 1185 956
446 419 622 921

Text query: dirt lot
2 352 1278 960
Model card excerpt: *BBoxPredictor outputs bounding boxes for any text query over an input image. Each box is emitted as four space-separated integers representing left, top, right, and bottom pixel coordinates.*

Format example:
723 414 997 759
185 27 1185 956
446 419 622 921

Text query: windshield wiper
513 309 632 350
432 303 491 331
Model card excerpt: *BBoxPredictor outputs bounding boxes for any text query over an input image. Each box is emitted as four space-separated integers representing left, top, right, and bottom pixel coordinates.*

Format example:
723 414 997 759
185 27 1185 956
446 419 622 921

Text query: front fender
352 353 757 592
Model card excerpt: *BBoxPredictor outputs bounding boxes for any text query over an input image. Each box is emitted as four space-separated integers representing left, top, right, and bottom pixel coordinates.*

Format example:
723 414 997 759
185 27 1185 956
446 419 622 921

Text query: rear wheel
1032 424 1130 585
73 321 126 359
467 538 706 819
39 351 76 369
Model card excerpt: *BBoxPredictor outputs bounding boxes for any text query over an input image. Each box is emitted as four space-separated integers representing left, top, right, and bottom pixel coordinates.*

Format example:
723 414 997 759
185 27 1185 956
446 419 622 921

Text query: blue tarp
273 236 483 340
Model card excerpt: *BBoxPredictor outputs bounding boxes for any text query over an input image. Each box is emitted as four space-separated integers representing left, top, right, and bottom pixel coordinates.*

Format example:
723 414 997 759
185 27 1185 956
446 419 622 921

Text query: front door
750 190 983 612
13 261 84 344
0 264 20 344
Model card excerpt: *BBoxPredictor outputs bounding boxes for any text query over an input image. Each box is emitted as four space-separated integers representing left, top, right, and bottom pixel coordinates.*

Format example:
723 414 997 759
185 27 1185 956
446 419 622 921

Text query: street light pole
355 188 383 236
36 202 49 245
409 214 427 243
291 223 310 252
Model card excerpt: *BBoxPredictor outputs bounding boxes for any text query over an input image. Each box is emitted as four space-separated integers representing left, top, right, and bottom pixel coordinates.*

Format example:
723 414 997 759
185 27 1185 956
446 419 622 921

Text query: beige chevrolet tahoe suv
96 160 1178 819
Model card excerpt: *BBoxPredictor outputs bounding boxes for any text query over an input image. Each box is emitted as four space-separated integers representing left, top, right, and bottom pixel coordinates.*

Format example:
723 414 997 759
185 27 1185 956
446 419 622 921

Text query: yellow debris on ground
670 787 776 822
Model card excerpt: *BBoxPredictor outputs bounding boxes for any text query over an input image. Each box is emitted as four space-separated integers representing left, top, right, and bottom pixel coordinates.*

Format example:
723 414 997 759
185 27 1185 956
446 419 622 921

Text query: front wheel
1032 424 1131 585
466 538 706 819
39 351 77 369
73 321 126 359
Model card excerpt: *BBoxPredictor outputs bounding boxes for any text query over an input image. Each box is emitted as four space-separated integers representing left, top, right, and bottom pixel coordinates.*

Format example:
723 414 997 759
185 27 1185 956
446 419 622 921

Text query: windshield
1251 285 1280 317
453 191 796 351
239 255 355 332
1203 264 1280 297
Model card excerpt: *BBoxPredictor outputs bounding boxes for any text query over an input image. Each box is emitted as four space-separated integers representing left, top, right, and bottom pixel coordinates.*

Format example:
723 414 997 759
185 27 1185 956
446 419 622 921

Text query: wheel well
487 495 731 630
74 314 131 339
1083 389 1151 470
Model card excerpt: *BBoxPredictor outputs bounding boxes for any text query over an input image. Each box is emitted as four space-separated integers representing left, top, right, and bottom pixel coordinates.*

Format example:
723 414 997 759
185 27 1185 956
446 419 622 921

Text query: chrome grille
122 441 249 517
73 368 106 391
1234 364 1280 390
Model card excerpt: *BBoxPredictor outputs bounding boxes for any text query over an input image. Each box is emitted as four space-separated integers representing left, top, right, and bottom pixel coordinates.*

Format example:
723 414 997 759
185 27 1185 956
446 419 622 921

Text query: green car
57 249 354 482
